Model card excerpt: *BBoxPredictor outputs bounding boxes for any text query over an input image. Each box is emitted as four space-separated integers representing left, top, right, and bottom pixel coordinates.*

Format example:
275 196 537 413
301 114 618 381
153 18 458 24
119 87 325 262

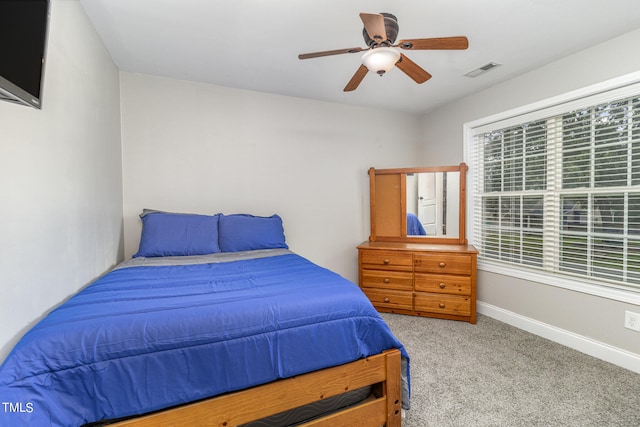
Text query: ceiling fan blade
397 36 469 50
396 54 432 84
344 65 369 92
298 47 366 60
360 13 387 43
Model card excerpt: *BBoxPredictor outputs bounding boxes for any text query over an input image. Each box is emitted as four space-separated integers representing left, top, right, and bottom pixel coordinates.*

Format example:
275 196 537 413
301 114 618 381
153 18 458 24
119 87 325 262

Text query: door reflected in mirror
406 172 459 238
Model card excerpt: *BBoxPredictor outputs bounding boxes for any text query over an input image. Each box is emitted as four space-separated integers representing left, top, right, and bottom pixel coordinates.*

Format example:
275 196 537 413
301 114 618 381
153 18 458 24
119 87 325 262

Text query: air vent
464 62 501 78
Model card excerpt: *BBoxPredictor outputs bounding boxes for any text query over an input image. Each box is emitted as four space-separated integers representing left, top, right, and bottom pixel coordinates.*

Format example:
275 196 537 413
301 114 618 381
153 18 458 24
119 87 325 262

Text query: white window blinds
468 82 640 293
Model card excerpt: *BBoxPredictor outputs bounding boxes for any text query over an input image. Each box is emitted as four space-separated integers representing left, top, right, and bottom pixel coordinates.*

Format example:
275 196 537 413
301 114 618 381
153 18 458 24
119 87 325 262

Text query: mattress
0 249 409 426
239 385 373 427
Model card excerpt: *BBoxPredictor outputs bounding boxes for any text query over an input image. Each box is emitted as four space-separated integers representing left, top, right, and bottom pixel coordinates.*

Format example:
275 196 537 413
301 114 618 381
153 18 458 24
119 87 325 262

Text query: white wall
0 0 123 361
421 29 640 361
120 72 422 282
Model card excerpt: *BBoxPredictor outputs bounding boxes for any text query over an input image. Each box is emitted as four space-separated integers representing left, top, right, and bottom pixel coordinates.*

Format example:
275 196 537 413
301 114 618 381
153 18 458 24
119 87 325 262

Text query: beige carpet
381 313 640 427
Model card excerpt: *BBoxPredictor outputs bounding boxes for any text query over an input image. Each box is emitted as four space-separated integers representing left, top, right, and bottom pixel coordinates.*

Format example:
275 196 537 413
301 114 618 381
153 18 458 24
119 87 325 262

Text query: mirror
368 163 468 245
406 171 459 237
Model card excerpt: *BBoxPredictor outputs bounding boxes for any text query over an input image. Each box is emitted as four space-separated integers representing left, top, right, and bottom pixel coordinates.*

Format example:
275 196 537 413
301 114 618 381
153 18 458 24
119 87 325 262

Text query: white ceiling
79 0 640 115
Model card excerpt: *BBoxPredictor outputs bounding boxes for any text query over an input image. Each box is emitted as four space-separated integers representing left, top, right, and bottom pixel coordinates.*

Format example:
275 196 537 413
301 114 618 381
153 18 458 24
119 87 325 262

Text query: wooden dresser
357 241 478 323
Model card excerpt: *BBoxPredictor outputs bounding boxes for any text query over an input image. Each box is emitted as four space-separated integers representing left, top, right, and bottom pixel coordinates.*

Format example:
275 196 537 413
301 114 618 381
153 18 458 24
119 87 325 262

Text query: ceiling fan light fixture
361 47 401 75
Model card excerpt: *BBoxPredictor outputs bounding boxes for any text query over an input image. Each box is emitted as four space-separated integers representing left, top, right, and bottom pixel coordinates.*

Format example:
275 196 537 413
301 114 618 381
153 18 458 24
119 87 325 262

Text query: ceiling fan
298 13 469 92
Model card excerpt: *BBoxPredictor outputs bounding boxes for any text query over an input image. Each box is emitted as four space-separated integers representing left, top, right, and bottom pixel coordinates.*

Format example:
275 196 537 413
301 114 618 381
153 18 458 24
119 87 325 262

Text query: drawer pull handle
383 278 390 284
439 303 446 309
384 297 390 303
439 283 446 289
383 259 390 264
439 262 446 268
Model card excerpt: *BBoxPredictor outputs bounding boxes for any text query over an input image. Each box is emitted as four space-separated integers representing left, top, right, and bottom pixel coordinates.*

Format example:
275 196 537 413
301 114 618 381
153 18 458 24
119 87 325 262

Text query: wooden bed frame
111 349 403 427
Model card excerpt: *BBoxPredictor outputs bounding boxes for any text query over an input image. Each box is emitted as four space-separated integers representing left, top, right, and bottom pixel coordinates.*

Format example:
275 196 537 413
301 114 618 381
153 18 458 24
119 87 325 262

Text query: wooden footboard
111 349 403 427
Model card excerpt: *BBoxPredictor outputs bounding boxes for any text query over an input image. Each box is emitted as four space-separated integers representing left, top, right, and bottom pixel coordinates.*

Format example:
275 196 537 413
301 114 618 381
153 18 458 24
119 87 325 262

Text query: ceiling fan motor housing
362 13 399 46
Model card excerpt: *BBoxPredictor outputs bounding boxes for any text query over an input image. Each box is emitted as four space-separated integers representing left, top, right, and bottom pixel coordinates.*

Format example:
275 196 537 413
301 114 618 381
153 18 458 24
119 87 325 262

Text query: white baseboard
477 301 640 374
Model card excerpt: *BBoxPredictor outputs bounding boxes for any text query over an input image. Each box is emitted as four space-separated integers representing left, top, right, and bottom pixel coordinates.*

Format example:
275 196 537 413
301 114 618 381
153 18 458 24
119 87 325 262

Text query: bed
0 212 409 426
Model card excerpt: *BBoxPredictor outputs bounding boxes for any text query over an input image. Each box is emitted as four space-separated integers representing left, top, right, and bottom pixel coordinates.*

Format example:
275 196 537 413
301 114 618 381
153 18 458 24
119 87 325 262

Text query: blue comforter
407 212 427 235
0 250 408 426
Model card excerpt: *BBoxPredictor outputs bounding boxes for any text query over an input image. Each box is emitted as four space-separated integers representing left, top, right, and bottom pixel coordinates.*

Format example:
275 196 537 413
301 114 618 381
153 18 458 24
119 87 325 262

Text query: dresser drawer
414 253 472 275
361 270 413 290
414 293 471 316
360 250 413 272
414 273 471 295
362 288 413 310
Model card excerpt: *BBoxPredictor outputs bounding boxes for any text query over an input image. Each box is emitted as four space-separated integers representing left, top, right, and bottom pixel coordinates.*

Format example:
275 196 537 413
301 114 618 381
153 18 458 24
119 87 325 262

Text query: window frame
464 71 640 305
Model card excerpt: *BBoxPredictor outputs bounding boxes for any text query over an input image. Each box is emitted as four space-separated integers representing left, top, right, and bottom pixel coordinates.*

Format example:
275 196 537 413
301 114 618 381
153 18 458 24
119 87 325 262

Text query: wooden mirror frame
368 163 468 245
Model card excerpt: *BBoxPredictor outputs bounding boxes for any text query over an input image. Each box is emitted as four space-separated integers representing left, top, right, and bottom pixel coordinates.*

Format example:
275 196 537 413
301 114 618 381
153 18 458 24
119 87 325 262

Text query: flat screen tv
0 0 50 109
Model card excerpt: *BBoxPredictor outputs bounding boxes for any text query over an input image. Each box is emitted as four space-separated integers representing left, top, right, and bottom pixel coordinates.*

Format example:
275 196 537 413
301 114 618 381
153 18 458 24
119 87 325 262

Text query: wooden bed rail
112 349 402 427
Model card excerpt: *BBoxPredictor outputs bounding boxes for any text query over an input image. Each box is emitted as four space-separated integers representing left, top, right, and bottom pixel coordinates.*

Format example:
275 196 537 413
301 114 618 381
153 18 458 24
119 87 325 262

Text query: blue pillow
218 214 288 252
133 211 221 258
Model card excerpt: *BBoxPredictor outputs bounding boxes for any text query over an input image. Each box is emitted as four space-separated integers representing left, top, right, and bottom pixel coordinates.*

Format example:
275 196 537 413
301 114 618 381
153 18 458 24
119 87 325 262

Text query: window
466 75 640 297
